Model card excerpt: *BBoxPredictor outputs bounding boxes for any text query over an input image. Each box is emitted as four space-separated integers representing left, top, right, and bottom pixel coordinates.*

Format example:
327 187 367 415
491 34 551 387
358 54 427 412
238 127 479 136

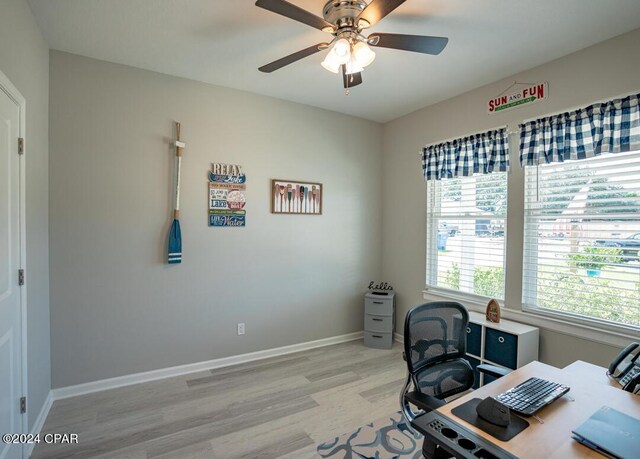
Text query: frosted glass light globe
353 41 376 68
333 38 351 64
321 50 341 74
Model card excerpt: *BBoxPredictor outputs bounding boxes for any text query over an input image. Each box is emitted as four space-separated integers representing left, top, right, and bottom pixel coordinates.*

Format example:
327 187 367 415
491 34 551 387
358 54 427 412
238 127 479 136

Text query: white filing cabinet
364 291 395 349
466 311 539 388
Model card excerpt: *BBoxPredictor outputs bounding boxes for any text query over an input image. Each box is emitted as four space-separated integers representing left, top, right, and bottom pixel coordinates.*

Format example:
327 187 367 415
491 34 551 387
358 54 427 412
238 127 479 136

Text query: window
423 95 639 336
523 151 640 327
426 172 508 299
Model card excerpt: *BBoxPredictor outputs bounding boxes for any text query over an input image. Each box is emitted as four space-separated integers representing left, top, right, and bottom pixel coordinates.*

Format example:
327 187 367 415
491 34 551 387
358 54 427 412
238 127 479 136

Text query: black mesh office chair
399 302 509 458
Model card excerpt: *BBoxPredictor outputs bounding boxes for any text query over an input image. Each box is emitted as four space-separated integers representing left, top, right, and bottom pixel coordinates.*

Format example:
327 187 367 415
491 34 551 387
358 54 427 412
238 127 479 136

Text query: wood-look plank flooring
33 341 406 459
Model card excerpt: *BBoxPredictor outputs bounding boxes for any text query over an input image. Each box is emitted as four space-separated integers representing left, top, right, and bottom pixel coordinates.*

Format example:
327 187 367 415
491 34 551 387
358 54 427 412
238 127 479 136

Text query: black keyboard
495 377 570 416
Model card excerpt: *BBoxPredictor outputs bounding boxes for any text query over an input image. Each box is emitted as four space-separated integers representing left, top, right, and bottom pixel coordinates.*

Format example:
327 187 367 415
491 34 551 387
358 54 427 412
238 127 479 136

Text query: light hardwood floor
33 340 407 459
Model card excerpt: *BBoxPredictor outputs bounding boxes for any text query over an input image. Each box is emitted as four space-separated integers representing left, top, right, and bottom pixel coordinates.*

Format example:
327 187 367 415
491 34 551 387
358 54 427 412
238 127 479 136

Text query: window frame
424 140 639 345
521 151 640 331
425 172 509 301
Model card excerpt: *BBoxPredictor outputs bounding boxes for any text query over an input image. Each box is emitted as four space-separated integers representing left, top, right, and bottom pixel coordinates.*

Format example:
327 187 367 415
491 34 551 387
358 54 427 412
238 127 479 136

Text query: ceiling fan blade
255 0 335 32
356 0 407 28
259 43 329 73
341 66 363 89
369 33 449 55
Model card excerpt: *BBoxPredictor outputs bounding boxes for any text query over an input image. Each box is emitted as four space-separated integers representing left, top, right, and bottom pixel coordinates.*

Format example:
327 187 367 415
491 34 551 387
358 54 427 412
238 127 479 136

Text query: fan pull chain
344 73 354 96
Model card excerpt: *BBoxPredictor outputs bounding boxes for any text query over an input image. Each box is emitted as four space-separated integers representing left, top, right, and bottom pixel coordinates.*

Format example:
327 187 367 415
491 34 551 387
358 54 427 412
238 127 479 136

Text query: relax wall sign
209 163 246 227
488 82 548 114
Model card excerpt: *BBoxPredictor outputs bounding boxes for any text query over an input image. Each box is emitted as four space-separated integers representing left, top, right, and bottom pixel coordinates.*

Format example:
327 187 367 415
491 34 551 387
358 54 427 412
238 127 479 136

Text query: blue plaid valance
519 93 640 166
422 128 510 181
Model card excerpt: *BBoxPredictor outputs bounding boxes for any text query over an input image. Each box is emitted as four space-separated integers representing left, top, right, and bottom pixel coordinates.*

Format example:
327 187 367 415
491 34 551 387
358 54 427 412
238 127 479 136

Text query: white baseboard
394 332 404 344
26 391 53 458
51 331 364 401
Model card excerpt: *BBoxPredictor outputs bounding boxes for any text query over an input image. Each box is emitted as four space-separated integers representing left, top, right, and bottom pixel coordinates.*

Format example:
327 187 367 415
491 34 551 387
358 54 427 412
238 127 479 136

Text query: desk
434 360 640 458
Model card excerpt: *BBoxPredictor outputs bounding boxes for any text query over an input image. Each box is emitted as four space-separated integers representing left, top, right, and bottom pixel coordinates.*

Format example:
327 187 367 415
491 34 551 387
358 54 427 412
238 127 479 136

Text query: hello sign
488 82 548 114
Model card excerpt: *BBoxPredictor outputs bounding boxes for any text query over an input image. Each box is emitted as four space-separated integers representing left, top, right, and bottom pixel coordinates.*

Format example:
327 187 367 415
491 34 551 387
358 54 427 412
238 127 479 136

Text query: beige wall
49 51 383 388
382 29 640 368
0 0 51 428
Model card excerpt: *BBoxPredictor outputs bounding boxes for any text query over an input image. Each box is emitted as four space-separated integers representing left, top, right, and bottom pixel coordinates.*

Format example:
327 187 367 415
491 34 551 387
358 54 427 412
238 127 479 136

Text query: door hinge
18 269 25 286
20 397 26 414
18 138 24 155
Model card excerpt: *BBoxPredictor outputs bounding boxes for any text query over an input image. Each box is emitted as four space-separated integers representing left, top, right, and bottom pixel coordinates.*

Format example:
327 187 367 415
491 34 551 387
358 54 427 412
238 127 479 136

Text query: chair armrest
477 364 511 379
405 391 446 412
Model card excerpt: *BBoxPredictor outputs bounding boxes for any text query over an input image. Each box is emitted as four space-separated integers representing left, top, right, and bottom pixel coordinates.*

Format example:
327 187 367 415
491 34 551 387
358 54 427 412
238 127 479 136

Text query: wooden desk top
562 360 619 387
437 360 640 458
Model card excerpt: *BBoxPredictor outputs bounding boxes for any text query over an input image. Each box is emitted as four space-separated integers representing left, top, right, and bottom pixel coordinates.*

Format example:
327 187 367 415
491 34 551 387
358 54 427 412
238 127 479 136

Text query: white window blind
523 151 640 328
426 173 508 299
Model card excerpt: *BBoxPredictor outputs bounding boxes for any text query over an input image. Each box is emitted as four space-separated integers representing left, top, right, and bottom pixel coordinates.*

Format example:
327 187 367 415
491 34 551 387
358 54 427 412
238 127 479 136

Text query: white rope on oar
175 154 182 212
174 124 185 218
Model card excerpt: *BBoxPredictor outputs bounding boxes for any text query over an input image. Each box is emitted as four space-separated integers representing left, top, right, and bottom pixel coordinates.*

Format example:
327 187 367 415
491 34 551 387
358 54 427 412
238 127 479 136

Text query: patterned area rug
316 412 423 459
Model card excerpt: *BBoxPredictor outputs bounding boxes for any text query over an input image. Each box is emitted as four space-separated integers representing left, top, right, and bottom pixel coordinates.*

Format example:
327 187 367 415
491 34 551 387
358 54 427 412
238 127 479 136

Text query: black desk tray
412 411 518 459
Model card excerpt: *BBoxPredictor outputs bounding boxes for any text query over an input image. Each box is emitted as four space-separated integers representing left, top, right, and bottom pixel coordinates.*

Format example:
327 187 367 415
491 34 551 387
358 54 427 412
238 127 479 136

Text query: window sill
422 288 636 349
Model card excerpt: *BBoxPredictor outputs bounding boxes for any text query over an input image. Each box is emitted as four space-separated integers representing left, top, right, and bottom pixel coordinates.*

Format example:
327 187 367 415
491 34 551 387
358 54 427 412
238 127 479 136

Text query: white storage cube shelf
466 311 539 389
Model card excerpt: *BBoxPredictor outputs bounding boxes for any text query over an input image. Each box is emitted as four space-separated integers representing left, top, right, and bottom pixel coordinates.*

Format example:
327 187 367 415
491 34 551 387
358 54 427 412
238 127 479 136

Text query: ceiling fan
255 0 449 90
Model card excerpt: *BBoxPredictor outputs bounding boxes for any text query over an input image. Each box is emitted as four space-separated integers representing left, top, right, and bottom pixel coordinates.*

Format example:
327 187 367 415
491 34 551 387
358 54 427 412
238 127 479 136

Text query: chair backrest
404 301 469 375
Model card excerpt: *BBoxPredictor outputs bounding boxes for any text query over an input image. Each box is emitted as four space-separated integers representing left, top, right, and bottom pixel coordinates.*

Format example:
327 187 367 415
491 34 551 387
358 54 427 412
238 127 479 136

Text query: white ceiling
28 0 640 122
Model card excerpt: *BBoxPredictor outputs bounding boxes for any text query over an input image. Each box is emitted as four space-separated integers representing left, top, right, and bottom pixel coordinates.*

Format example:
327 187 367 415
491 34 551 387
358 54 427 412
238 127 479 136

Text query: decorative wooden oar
298 185 304 213
168 122 185 264
311 186 317 213
292 186 299 213
279 185 285 212
303 186 308 213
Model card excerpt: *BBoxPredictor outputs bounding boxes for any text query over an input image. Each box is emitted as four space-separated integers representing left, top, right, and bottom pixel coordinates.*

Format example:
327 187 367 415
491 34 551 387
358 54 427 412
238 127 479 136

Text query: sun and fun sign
488 82 548 114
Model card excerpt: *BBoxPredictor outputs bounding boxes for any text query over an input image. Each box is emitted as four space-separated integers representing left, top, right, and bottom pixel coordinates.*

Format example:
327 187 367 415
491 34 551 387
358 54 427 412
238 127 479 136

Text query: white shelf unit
466 311 539 388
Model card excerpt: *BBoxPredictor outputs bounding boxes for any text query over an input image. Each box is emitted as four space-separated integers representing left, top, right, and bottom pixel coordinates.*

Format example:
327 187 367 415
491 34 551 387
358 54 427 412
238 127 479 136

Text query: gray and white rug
316 412 423 459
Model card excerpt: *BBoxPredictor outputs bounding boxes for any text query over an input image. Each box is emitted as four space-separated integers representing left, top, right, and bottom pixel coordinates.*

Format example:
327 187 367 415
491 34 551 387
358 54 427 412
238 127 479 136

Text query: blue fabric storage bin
485 328 518 369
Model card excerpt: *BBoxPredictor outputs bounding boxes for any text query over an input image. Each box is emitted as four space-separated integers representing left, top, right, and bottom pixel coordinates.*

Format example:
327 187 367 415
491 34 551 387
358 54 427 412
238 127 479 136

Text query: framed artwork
271 180 322 215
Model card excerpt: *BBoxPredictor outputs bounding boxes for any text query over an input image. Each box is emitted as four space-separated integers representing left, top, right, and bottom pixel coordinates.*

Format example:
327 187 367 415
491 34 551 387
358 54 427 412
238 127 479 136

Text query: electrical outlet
237 323 245 336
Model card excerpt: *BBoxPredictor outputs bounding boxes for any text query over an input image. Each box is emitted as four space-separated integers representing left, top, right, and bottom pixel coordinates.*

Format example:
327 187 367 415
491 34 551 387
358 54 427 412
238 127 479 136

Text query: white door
0 86 23 459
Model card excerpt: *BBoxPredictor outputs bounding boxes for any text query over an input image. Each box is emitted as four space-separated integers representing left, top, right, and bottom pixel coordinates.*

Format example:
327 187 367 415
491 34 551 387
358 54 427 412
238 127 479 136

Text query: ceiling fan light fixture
255 0 449 89
344 57 364 75
321 52 341 74
332 38 351 63
353 41 376 67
